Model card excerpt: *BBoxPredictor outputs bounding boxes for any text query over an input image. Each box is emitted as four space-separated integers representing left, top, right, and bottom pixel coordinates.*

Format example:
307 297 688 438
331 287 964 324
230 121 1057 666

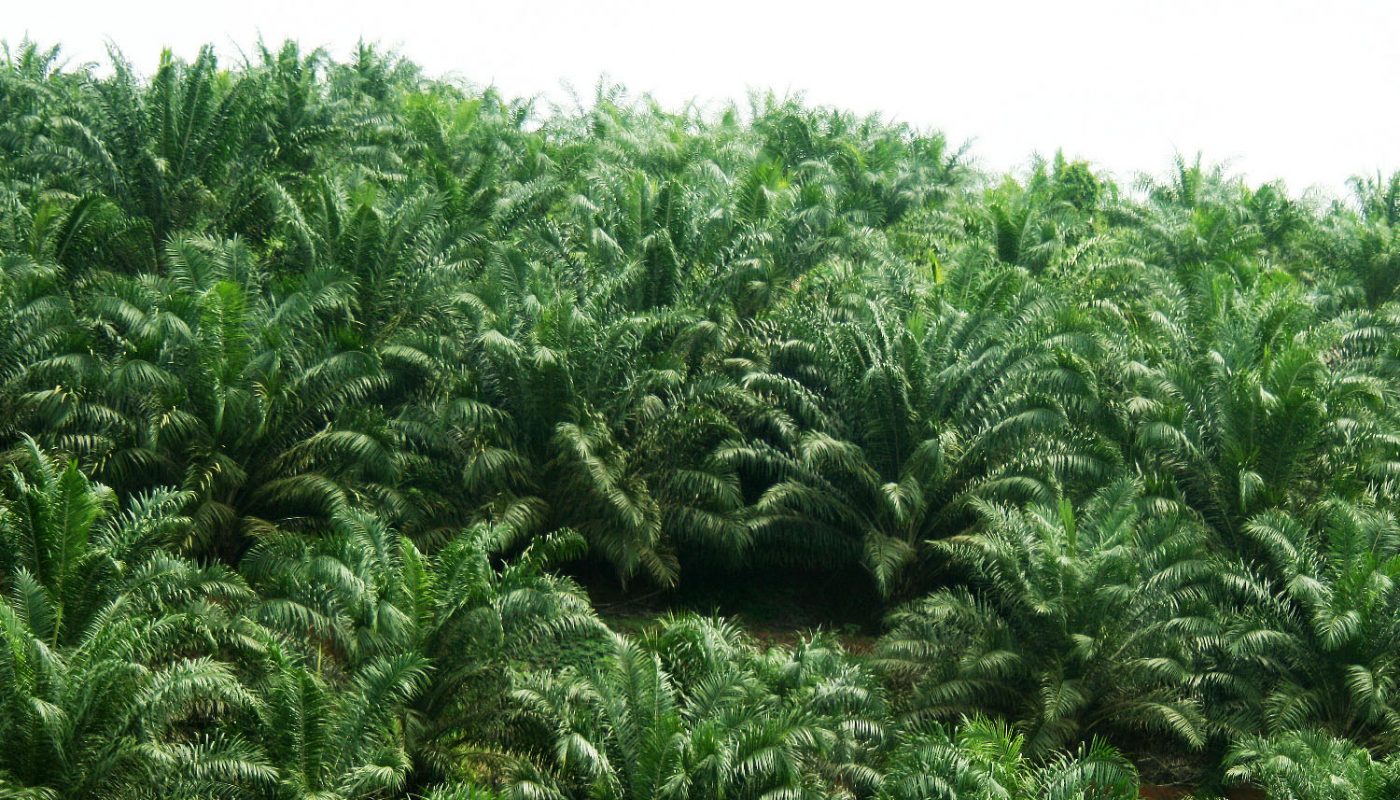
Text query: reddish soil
1139 786 1265 799
743 620 878 654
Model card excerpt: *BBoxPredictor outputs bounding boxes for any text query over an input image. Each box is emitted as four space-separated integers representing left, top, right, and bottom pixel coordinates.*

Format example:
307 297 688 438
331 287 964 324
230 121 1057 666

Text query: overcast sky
8 0 1399 195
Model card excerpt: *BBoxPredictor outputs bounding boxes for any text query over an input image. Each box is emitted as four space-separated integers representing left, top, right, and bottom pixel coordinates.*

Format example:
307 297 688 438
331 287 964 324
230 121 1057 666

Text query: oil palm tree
1221 501 1400 749
1225 731 1400 800
877 479 1211 756
878 717 1138 800
732 274 1111 596
0 439 265 799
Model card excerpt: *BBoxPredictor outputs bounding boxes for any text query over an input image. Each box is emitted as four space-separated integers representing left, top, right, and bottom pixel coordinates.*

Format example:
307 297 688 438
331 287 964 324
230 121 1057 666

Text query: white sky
7 0 1399 195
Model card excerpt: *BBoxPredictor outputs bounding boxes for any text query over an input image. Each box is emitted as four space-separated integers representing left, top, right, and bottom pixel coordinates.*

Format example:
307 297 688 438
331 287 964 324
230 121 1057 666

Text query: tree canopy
2 39 1399 798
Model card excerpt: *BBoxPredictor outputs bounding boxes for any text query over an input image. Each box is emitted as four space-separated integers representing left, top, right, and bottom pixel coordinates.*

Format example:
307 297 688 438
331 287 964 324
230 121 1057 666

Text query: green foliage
878 717 1138 800
1219 502 1400 748
2 36 1400 798
1225 731 1400 800
0 438 263 798
876 480 1211 755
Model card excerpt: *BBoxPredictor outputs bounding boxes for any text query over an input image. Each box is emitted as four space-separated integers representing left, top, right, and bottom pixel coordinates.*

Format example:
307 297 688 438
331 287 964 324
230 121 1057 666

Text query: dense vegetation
2 39 1400 799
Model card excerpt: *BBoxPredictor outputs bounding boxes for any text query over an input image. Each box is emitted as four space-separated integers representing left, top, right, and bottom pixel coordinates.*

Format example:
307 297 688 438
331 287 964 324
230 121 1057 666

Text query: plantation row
2 40 1399 798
